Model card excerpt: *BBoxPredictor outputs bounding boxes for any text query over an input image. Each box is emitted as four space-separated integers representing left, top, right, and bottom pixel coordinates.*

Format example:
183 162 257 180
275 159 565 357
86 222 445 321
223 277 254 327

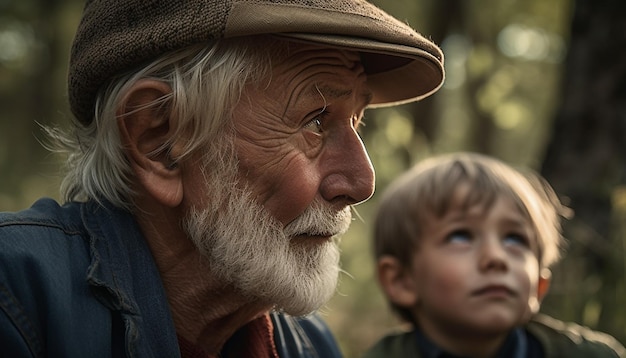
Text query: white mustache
284 203 352 238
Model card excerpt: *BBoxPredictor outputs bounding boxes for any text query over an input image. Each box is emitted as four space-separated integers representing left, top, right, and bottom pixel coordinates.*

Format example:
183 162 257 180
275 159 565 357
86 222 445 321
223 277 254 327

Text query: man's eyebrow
311 84 373 106
314 85 352 99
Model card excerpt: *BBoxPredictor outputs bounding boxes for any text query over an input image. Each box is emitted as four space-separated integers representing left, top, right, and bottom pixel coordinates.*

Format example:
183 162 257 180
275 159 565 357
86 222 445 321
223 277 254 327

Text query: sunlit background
1 0 624 357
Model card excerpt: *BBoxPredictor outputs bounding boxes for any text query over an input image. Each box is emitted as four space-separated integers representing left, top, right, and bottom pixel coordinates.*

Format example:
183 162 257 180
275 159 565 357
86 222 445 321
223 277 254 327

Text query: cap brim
275 33 445 108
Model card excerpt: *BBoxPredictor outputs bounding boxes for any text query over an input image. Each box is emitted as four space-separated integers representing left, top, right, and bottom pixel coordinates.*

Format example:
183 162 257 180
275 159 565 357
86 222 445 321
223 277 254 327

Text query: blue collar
81 200 180 356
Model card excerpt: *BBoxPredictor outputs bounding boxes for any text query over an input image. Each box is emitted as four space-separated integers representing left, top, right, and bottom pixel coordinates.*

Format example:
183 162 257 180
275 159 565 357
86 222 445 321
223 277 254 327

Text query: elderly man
0 0 443 357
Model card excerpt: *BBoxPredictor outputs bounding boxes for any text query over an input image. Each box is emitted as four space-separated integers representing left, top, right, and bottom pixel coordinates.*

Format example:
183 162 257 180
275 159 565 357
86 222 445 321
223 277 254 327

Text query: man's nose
319 126 375 206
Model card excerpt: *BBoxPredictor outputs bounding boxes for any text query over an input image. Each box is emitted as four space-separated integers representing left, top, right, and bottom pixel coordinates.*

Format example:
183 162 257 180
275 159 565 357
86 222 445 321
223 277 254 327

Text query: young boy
364 152 625 358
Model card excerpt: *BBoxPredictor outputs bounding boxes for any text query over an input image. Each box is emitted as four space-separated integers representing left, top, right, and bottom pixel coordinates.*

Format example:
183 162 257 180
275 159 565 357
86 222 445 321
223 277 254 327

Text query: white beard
183 140 351 316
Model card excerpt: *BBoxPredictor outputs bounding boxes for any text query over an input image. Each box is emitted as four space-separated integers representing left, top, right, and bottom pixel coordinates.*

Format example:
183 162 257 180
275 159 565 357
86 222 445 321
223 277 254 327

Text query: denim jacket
0 198 342 358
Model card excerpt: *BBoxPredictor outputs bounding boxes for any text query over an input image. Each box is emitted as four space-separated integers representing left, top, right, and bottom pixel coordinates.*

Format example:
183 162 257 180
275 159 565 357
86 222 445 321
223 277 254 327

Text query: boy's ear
117 79 183 207
377 255 419 308
537 268 552 302
527 268 551 317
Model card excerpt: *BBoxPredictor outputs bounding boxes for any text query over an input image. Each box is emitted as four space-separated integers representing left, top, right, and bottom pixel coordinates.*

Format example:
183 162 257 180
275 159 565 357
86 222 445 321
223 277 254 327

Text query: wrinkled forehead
243 40 372 110
264 41 367 83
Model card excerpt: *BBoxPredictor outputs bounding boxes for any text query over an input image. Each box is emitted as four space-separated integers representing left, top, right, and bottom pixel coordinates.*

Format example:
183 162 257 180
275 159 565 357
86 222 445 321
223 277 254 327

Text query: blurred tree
0 0 80 208
540 0 626 342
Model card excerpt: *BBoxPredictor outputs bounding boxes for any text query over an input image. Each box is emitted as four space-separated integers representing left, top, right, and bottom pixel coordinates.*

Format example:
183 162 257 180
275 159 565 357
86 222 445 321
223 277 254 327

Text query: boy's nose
478 238 508 272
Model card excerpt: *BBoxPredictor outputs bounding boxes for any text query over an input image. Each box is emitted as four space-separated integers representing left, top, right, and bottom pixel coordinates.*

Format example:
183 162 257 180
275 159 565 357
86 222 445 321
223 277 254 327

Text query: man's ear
377 255 419 308
117 79 183 207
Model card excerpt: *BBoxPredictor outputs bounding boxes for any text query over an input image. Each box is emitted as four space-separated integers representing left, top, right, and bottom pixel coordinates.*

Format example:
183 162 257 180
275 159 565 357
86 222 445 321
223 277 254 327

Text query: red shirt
178 314 279 358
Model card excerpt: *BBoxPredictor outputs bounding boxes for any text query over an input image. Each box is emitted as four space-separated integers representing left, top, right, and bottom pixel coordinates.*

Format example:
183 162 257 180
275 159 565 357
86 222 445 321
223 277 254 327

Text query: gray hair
46 36 283 209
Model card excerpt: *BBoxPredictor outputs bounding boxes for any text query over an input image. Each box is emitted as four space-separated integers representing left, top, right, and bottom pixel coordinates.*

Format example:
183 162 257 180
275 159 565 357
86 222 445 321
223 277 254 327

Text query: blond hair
373 152 568 324
374 152 566 268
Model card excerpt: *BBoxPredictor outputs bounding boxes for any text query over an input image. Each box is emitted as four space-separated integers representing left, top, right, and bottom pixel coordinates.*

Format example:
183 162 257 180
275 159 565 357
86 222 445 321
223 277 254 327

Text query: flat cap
69 0 445 124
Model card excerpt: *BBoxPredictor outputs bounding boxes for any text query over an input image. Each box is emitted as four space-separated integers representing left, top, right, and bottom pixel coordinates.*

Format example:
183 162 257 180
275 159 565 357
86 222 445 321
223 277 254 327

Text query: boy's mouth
472 285 515 297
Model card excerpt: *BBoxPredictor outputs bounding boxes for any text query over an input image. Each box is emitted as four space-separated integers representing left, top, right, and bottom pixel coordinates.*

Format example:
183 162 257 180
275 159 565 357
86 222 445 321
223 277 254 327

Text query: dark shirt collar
414 327 528 358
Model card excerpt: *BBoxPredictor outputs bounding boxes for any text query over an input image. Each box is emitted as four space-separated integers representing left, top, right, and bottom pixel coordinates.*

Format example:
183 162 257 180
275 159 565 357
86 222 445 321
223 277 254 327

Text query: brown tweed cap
69 0 445 124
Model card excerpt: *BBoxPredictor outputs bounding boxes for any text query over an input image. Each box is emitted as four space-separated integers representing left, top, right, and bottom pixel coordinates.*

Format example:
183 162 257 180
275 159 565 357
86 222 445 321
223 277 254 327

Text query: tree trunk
540 0 626 342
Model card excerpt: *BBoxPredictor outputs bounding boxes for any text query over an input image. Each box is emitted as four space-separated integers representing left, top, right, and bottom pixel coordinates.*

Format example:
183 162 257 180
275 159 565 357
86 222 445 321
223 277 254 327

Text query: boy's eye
446 229 472 243
503 233 529 247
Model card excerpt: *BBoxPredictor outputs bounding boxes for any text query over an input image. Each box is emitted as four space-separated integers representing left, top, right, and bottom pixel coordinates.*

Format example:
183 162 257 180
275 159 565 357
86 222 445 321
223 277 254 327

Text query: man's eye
303 111 327 133
304 118 323 133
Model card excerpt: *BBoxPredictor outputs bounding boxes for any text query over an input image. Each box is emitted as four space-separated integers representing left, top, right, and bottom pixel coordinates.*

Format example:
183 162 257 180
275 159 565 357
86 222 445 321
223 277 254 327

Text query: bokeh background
1 0 625 357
